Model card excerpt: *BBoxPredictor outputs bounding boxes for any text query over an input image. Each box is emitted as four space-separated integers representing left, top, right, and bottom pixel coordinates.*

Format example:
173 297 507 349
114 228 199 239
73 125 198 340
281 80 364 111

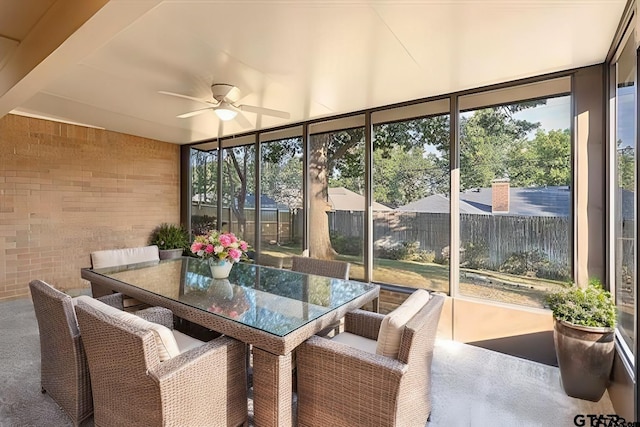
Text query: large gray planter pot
554 319 615 402
159 248 184 260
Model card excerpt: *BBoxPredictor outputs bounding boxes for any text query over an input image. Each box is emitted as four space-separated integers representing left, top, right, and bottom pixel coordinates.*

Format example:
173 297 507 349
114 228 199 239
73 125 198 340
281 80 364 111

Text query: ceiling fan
159 84 290 125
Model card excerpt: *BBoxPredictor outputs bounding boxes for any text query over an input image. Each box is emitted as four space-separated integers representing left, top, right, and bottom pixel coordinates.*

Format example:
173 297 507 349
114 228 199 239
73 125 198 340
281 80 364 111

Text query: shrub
149 223 189 250
499 249 552 278
546 278 616 328
462 242 489 269
330 233 362 256
536 261 571 281
191 215 217 236
498 249 569 281
374 241 434 262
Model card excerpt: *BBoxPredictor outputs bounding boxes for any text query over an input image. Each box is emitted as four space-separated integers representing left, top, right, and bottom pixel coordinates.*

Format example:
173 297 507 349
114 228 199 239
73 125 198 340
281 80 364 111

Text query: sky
514 95 571 136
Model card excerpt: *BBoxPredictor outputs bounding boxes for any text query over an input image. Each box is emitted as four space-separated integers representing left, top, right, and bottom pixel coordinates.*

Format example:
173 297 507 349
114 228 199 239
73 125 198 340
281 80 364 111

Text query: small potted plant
149 223 189 260
190 230 250 279
546 278 617 401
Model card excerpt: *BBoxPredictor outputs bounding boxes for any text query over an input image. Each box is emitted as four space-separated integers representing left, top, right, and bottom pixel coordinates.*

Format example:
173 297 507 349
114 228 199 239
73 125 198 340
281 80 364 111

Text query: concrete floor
0 296 615 427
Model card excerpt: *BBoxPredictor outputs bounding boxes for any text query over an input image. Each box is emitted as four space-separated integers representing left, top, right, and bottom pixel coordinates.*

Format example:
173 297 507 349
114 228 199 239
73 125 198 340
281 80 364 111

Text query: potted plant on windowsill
149 223 189 260
546 278 617 402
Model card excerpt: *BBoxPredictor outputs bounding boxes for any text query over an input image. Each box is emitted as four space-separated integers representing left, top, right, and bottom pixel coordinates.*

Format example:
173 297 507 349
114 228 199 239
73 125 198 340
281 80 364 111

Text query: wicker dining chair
296 292 445 427
291 255 350 336
74 296 248 427
255 253 285 269
28 280 170 426
89 245 160 308
291 255 350 280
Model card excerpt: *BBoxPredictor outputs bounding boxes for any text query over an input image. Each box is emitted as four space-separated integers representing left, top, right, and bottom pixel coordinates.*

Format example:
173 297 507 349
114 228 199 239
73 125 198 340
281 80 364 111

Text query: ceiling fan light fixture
214 102 238 121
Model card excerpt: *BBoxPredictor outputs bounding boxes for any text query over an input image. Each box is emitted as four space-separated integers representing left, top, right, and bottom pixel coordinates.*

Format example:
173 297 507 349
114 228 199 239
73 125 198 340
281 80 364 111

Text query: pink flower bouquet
190 230 249 263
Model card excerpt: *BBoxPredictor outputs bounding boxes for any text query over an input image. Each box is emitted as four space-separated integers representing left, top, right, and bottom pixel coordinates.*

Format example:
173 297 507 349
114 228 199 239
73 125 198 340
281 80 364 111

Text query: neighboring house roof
460 186 572 216
398 186 572 217
328 187 392 211
397 194 487 214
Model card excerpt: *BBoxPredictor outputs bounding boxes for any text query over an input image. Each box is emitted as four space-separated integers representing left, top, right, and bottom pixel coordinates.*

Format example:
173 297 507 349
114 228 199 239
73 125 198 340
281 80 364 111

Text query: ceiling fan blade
159 91 213 106
238 104 290 119
234 111 252 128
177 107 212 119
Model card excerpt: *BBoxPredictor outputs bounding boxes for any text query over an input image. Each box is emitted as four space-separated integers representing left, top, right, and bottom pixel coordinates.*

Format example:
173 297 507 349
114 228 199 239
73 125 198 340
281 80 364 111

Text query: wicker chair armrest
150 336 246 382
96 292 125 310
147 336 247 426
297 336 407 422
135 306 174 329
344 309 385 340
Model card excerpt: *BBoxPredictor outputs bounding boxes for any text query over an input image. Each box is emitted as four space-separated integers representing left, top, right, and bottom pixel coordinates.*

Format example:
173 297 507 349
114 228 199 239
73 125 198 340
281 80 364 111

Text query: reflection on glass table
181 259 372 336
95 258 376 337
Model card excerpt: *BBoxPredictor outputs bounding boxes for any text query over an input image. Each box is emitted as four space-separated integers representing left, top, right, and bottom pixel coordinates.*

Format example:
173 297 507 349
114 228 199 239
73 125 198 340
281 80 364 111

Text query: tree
208 100 551 260
530 129 571 186
191 149 217 203
618 141 635 191
261 138 303 209
460 106 541 190
223 146 255 241
369 145 446 208
309 116 450 258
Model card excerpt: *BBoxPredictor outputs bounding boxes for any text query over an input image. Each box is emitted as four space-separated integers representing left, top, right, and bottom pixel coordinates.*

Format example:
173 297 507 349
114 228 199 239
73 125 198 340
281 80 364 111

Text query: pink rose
219 234 232 247
240 241 248 251
191 242 203 253
228 248 242 261
205 244 214 254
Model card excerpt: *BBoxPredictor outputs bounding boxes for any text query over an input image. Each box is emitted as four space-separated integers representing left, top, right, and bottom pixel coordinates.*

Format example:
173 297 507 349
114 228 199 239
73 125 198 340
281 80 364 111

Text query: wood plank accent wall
0 114 180 300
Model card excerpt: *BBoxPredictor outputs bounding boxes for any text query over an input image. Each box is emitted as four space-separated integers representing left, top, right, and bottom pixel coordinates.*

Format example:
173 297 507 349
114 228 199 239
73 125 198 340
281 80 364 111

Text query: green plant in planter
546 278 616 328
149 223 189 251
546 278 617 402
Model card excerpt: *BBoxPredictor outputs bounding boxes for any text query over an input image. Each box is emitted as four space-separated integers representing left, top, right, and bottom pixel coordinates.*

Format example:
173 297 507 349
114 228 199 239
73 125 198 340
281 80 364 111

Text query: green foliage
499 249 548 276
376 241 433 262
529 129 571 186
536 261 571 282
191 215 217 236
462 242 489 269
460 107 542 190
618 143 635 191
191 150 218 202
546 279 617 328
499 249 570 281
329 233 362 256
261 138 304 209
149 223 189 250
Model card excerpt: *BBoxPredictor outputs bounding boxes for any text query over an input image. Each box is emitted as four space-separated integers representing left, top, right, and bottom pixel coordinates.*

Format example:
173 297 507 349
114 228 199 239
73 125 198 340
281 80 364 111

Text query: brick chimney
492 178 510 213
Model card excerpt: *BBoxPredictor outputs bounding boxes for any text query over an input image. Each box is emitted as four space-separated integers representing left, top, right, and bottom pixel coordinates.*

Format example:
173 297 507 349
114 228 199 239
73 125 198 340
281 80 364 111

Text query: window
613 32 636 357
372 114 450 293
260 137 304 256
190 148 218 236
222 145 256 245
457 95 572 307
310 128 365 281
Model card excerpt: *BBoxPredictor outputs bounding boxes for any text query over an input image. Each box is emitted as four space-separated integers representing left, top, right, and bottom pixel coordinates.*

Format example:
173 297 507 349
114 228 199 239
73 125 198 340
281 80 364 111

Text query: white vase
208 259 233 279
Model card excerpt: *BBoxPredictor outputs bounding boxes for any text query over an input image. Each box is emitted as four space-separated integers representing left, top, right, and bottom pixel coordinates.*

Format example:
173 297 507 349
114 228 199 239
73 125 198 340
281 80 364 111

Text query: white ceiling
0 0 629 144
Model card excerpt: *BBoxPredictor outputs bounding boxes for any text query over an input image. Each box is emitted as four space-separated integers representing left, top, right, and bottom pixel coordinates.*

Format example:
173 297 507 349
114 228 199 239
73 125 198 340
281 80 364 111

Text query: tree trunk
309 134 337 259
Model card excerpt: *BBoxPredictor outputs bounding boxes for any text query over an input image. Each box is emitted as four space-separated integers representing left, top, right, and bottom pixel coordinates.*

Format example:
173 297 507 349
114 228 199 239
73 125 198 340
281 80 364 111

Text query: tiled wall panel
0 114 180 300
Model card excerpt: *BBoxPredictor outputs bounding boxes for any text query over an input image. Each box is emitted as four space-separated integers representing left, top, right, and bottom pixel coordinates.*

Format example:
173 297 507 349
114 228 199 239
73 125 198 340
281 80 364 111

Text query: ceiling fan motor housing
211 84 240 102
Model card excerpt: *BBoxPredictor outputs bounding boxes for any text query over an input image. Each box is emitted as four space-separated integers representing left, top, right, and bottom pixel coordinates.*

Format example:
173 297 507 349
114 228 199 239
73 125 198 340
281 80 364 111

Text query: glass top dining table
81 257 379 427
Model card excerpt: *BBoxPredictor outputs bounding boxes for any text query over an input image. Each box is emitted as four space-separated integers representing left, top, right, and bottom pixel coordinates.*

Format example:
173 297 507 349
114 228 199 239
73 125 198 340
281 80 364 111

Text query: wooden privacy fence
329 210 570 269
191 203 298 244
191 203 570 269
